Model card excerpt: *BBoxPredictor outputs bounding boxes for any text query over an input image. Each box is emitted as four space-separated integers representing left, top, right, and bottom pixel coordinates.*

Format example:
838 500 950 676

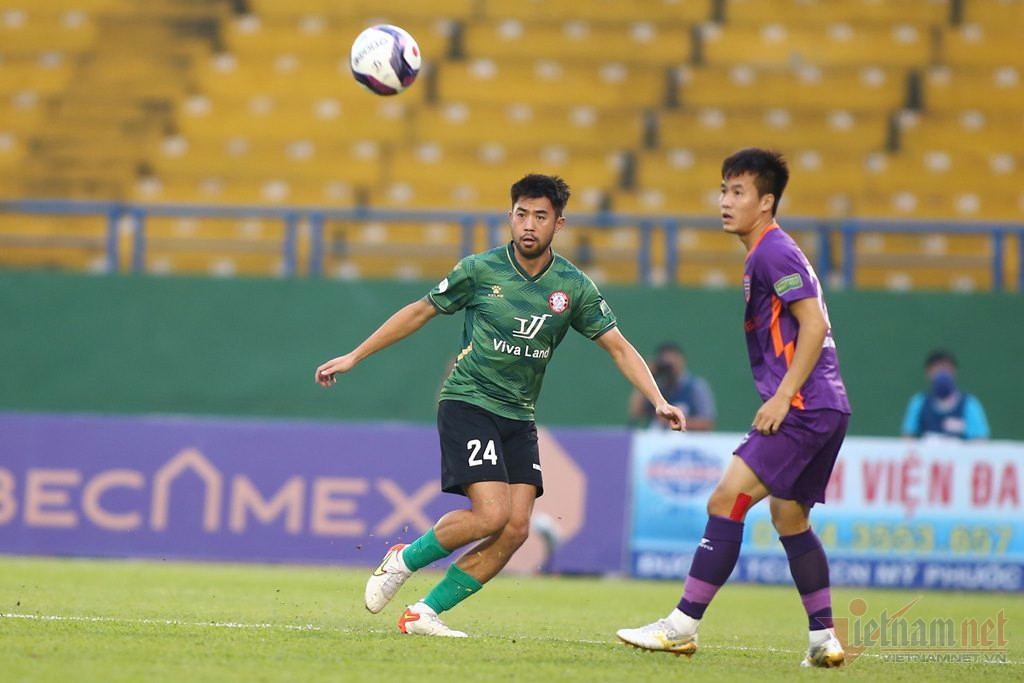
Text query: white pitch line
0 613 322 632
2 613 1013 665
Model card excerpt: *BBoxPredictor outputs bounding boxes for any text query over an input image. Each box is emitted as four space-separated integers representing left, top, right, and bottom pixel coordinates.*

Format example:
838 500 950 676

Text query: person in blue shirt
901 349 990 440
629 342 716 430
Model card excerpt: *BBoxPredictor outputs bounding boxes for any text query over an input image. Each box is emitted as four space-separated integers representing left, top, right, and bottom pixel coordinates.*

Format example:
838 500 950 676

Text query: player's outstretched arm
753 296 828 434
315 298 438 387
595 328 686 431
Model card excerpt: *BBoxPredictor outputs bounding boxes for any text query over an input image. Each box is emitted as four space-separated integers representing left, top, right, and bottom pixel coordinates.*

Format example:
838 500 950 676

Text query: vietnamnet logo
644 447 722 501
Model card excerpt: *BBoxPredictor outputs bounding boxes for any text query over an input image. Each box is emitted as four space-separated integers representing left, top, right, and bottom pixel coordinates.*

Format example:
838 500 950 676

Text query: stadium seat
248 0 477 21
898 110 1024 154
657 108 889 153
680 65 908 110
700 22 932 68
941 24 1019 67
1 0 1021 290
722 0 951 25
462 19 692 64
0 213 112 271
923 65 1024 111
479 0 712 23
434 59 669 108
962 0 1024 26
225 14 455 63
412 102 644 151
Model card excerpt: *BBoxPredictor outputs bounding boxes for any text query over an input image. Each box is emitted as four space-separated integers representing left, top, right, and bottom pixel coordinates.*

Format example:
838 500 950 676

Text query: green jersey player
315 174 685 637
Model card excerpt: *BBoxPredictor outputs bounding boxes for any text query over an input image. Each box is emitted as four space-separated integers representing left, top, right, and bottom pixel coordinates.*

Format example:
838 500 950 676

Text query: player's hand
315 354 358 387
753 394 790 435
656 402 686 432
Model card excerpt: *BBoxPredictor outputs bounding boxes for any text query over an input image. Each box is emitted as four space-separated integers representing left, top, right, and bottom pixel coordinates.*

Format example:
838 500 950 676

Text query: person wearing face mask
900 350 990 440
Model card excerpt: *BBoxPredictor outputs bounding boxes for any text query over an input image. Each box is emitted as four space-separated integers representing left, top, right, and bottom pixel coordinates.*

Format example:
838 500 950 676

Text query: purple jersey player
617 148 851 668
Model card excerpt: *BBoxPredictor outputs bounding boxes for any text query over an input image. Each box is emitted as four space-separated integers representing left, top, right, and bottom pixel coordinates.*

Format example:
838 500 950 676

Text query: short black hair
655 341 685 358
721 148 789 216
510 174 571 217
925 349 958 369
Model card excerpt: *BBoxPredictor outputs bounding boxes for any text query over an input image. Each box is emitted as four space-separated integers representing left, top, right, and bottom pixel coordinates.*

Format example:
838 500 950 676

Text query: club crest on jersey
743 275 751 303
548 290 570 314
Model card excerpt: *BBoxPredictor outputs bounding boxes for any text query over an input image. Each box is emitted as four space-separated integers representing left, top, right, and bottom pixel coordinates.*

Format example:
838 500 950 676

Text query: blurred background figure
901 349 990 440
629 341 716 431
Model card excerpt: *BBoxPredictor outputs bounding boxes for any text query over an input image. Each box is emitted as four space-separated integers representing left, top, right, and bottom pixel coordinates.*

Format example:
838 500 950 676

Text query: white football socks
667 608 700 634
809 628 833 646
409 601 436 616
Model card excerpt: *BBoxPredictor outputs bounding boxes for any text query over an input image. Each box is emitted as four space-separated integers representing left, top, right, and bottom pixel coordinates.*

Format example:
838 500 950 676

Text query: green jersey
427 242 617 421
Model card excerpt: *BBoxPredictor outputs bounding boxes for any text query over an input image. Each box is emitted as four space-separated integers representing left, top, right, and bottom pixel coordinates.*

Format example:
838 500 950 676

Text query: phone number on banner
748 519 1016 556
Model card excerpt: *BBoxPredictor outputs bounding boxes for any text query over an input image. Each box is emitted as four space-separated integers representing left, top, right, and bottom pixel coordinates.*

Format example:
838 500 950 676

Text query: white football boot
364 543 412 614
800 632 846 668
398 606 468 637
616 618 698 657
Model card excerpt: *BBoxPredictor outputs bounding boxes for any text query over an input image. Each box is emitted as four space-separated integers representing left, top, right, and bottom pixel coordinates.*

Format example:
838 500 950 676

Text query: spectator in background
901 349 990 440
629 342 716 430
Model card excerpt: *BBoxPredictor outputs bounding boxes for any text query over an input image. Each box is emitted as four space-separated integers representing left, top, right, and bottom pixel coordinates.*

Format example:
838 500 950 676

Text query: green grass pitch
0 556 1019 681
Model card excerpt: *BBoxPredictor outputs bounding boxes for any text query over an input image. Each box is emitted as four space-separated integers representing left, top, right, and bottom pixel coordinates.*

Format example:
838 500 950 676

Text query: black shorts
437 399 543 497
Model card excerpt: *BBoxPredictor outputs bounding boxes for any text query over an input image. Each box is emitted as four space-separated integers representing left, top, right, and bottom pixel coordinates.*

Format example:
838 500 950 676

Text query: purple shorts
734 408 849 508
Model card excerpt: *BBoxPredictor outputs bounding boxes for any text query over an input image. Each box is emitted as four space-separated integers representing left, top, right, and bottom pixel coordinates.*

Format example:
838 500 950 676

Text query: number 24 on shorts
467 439 497 466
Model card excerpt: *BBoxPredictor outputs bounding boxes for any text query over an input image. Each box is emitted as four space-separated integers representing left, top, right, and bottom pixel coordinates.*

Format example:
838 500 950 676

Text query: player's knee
474 505 512 537
706 487 733 517
707 488 753 521
503 518 530 549
771 514 809 536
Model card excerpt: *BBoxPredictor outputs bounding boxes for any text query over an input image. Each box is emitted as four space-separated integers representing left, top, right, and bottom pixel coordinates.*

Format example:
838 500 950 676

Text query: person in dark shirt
901 349 990 440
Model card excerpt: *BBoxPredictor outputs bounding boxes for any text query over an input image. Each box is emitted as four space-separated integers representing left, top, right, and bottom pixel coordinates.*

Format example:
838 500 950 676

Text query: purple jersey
743 224 850 414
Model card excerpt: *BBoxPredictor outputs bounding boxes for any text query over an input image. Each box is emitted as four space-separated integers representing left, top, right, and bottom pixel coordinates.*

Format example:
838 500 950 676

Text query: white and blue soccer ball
350 24 421 96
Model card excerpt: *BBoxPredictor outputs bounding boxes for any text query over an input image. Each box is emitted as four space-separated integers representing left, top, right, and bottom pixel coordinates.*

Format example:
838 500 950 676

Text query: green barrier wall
2 271 1020 439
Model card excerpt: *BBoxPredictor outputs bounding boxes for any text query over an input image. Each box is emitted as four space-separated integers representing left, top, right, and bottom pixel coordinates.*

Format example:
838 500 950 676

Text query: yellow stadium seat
0 9 98 53
412 102 643 150
723 0 950 25
680 65 907 110
0 59 74 95
463 19 692 64
701 22 931 68
377 144 619 211
225 15 454 63
899 110 1024 154
249 0 476 21
0 213 111 271
963 0 1024 26
176 93 412 144
435 59 668 108
658 107 889 153
923 65 1024 111
480 0 711 23
153 135 386 186
941 25 1020 67
196 51 413 100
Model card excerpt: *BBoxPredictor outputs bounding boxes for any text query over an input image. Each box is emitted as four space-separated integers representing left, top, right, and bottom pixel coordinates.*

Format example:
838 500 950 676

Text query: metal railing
1 199 1022 291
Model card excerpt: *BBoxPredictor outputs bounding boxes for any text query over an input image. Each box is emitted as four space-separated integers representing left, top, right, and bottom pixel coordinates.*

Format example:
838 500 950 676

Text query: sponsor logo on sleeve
773 273 803 296
436 277 449 293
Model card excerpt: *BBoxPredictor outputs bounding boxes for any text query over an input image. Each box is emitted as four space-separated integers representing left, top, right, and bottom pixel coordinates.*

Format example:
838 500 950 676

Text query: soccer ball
350 25 421 96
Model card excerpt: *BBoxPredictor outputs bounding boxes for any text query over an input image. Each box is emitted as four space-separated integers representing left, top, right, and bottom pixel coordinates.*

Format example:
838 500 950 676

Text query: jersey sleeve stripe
589 321 618 340
426 292 454 314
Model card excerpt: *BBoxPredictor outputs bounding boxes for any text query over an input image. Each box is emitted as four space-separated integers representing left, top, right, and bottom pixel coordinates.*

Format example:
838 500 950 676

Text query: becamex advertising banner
0 413 630 575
